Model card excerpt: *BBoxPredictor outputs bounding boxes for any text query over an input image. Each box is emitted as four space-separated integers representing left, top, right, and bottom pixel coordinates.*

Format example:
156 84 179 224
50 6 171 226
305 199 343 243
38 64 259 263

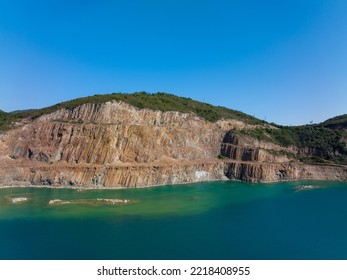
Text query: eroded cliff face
220 131 347 182
9 102 224 164
0 101 346 188
0 101 227 188
220 131 292 163
224 161 347 182
0 161 226 188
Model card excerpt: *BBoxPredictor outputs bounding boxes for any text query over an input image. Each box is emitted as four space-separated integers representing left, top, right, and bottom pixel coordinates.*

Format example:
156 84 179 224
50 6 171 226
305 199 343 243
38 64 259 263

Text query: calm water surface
0 180 346 259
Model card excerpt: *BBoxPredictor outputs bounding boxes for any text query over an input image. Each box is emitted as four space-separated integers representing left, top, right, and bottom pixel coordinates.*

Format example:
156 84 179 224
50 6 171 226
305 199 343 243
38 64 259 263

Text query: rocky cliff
0 96 346 188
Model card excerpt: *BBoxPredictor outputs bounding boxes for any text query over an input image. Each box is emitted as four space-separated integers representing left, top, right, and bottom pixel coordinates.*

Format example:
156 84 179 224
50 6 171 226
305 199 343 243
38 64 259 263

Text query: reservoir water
0 180 346 260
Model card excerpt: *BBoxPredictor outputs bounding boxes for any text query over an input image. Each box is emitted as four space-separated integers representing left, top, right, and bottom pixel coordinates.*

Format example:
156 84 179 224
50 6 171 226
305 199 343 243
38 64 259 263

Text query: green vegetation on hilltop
0 92 263 131
0 110 7 118
48 92 263 124
320 114 347 130
239 124 347 164
0 110 12 132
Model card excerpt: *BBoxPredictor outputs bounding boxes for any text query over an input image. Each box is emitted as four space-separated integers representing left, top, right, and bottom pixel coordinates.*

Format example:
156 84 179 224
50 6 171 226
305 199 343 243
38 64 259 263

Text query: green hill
320 114 347 130
238 122 347 165
0 92 263 131
0 110 12 131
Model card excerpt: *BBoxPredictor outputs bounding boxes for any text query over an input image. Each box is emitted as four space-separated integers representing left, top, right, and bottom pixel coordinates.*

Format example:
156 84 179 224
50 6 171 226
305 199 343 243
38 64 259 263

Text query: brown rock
0 101 346 188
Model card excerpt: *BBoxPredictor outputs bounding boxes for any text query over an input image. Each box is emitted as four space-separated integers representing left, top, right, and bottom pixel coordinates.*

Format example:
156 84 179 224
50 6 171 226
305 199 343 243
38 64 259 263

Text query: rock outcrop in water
0 97 346 188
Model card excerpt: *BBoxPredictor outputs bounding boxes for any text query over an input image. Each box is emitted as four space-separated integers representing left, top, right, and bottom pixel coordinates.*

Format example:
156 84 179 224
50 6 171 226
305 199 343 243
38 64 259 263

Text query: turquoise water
0 180 347 259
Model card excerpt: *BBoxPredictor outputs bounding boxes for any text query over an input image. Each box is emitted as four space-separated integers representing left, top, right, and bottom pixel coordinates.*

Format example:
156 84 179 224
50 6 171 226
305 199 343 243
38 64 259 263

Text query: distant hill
320 114 347 130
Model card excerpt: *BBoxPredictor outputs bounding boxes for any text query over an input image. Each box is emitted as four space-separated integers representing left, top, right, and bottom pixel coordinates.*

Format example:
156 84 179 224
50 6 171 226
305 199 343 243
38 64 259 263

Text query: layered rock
0 161 226 188
0 101 346 188
221 131 347 182
221 131 296 162
9 102 223 165
224 161 347 182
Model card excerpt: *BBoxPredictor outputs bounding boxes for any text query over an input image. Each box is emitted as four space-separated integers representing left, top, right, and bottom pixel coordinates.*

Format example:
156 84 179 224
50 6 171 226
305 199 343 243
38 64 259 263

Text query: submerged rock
294 185 323 191
10 197 28 203
48 198 133 206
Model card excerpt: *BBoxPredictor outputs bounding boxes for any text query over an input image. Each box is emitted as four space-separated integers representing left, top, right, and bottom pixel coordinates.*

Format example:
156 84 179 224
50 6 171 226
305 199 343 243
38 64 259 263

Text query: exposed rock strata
9 102 223 164
224 161 347 182
0 101 346 188
0 161 226 188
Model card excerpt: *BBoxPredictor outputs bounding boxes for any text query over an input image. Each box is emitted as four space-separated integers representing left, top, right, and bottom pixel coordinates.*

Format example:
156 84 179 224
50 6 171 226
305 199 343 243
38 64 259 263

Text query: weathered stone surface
0 101 346 188
224 161 347 182
0 161 226 188
9 102 223 165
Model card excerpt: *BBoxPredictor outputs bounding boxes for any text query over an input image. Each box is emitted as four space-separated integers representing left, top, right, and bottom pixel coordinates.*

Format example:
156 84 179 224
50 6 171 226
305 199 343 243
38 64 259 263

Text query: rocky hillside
0 93 346 188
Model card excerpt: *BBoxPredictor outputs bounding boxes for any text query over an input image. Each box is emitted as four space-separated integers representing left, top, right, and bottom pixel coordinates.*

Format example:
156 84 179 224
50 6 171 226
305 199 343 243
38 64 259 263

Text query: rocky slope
0 96 346 188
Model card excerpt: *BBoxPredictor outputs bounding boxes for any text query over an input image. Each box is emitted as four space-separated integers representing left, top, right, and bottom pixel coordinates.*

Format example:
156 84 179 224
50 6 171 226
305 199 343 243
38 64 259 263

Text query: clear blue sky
1 0 346 125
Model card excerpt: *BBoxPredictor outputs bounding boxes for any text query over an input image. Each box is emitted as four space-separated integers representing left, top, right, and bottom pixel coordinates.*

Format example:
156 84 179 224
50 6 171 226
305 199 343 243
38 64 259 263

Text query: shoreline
0 177 344 191
0 178 230 190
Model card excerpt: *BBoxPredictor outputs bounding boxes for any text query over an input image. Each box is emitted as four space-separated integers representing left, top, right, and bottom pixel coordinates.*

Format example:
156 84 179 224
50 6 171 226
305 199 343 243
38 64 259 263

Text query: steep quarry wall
9 102 224 164
0 161 226 188
0 101 346 188
221 131 347 182
224 161 347 182
220 131 292 163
